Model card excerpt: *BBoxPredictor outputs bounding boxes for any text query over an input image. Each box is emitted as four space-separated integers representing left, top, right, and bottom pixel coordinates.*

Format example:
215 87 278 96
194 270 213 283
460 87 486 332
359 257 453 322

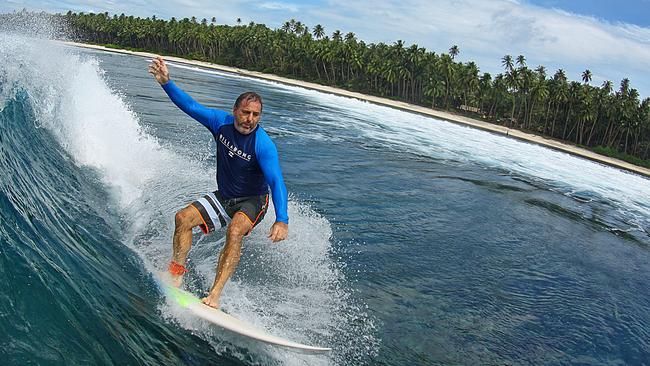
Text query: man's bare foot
160 271 183 287
170 274 183 287
201 294 220 309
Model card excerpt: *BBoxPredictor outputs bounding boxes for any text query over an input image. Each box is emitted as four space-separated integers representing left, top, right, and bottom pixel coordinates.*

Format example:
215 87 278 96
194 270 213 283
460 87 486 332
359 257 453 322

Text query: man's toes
201 297 219 308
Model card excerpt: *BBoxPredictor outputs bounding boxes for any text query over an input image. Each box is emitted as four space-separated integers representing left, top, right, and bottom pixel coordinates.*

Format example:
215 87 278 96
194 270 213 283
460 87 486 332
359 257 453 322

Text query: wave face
0 36 222 364
0 33 370 365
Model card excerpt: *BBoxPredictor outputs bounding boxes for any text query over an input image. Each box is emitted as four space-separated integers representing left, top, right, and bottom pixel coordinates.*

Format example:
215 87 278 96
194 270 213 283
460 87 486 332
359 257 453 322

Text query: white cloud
298 0 650 96
258 2 298 12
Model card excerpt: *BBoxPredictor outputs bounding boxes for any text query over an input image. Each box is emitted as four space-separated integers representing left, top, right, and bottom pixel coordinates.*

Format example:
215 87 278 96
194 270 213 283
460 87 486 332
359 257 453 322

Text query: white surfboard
158 276 331 353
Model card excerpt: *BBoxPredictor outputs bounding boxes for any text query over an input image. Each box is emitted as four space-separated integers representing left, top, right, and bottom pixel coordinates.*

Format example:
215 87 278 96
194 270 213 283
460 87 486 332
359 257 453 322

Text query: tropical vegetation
4 10 650 166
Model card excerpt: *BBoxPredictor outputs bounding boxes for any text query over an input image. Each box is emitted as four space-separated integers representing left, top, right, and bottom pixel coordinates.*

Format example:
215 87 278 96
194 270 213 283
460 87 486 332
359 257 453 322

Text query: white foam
1 34 201 207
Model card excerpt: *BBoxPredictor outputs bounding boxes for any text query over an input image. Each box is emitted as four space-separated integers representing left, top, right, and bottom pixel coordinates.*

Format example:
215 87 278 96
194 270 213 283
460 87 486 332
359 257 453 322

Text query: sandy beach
61 41 650 179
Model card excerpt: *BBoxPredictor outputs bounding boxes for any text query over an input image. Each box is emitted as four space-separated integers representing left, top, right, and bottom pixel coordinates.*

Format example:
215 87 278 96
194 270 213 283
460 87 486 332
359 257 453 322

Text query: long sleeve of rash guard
255 129 289 224
161 80 229 133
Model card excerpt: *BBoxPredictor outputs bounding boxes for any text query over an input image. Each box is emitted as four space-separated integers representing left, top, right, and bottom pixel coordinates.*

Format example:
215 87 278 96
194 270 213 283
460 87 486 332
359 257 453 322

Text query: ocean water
1 34 650 365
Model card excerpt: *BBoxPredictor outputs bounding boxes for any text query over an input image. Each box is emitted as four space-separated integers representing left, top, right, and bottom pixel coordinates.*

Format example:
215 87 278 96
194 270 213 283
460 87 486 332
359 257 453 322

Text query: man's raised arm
148 56 226 132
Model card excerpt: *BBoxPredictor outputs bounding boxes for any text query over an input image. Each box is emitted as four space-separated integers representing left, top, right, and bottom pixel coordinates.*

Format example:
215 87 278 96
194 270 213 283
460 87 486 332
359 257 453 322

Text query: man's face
233 100 262 135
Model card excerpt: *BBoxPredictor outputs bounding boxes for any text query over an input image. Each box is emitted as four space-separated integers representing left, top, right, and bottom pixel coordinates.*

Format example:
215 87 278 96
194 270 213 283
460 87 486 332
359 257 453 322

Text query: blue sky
528 0 650 27
3 0 650 98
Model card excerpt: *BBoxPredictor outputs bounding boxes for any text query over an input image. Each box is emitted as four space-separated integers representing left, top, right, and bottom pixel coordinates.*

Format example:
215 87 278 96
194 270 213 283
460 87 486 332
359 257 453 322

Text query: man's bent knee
227 213 252 239
226 224 247 239
175 206 202 231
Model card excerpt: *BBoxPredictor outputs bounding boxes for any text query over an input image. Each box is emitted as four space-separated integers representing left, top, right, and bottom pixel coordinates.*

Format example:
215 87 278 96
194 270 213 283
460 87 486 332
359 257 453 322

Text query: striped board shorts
191 191 269 235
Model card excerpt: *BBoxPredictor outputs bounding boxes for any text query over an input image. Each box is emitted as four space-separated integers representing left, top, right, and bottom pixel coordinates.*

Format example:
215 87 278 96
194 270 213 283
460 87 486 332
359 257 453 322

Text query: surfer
148 57 289 309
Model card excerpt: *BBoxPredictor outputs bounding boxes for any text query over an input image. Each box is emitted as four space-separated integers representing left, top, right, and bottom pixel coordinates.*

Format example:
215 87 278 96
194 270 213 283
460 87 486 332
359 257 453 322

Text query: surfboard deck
157 274 331 354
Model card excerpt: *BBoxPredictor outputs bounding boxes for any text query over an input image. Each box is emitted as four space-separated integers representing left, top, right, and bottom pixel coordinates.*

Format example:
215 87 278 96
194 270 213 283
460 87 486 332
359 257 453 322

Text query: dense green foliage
592 146 650 169
4 10 650 165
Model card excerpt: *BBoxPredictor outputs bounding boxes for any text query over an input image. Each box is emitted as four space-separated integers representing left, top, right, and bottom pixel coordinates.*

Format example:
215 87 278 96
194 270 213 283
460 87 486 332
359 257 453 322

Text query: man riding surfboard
148 57 289 309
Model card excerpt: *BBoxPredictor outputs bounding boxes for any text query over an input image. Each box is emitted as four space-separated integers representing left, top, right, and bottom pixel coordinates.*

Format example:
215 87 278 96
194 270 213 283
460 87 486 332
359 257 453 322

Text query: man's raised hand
148 56 170 85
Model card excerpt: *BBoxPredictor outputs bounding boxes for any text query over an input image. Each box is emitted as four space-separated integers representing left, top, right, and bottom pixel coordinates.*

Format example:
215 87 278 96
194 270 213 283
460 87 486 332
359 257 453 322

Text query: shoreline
61 41 650 179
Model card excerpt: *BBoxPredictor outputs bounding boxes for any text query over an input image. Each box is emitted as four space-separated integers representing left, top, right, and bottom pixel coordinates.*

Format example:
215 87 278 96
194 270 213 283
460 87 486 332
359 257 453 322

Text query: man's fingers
268 228 279 242
149 57 165 70
155 57 166 69
148 57 169 85
148 64 159 74
268 228 276 240
268 226 287 242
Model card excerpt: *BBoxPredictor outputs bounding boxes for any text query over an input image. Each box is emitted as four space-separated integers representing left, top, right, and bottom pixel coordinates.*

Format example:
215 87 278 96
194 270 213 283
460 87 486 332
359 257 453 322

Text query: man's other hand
268 222 288 242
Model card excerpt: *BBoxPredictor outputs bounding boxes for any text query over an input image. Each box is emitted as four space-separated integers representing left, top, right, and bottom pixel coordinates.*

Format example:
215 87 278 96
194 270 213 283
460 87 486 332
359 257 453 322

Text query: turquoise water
2 34 650 365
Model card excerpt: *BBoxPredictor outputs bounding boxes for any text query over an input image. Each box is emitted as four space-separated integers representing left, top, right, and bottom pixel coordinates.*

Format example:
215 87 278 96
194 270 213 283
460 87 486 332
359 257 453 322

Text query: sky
2 0 650 98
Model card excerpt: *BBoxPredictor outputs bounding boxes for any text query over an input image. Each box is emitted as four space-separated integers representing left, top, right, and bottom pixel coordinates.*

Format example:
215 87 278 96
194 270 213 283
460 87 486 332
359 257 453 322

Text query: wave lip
0 75 211 365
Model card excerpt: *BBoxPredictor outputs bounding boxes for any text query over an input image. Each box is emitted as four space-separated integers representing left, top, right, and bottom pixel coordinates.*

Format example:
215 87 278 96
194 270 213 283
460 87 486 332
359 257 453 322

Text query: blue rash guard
162 80 289 224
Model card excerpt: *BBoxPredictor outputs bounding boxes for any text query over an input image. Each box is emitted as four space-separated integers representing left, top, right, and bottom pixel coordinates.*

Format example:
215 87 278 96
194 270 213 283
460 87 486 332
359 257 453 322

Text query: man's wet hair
234 92 263 111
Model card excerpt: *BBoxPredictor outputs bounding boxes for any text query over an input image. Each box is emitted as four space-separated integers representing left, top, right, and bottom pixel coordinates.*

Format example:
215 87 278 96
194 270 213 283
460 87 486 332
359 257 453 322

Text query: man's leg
170 205 204 286
202 212 252 308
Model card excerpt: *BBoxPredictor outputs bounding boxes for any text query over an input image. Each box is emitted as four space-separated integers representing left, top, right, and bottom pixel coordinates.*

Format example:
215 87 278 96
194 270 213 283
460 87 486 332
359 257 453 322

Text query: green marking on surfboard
166 286 200 308
158 276 331 352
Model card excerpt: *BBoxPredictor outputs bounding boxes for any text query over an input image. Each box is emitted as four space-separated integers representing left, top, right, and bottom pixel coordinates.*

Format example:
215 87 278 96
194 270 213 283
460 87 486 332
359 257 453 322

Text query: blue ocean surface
1 34 650 365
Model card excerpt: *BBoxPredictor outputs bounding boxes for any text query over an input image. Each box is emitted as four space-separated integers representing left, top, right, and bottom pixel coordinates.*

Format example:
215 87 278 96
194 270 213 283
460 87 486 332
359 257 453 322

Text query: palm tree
527 66 548 129
585 80 612 146
603 78 633 148
619 78 630 96
573 84 595 144
582 69 592 84
621 88 640 153
499 55 517 125
599 80 615 146
424 77 444 108
505 68 519 124
549 69 568 137
638 98 650 158
312 24 325 39
502 55 514 72
562 81 582 140
292 20 305 34
601 80 613 95
461 61 479 107
516 55 526 69
478 72 492 114
489 74 509 120
405 44 426 102
518 67 533 127
437 54 455 109
449 45 459 60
